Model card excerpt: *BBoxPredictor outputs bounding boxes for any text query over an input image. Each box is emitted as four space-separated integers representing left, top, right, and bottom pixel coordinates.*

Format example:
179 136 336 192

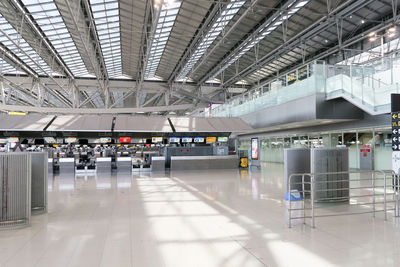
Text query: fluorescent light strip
22 0 89 77
211 0 310 79
0 14 54 76
176 0 246 81
90 0 122 77
145 0 182 79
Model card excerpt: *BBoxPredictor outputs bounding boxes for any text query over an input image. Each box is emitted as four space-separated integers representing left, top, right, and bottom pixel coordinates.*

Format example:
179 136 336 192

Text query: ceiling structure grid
22 0 89 77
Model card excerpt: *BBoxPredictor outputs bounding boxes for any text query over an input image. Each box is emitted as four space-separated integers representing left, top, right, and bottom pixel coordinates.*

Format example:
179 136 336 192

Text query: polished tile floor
1 163 400 267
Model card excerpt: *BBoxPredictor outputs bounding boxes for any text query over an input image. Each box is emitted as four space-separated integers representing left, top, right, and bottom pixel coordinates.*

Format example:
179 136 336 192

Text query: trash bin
285 190 304 227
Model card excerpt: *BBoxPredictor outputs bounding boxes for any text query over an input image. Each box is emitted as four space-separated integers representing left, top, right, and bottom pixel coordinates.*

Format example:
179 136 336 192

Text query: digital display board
119 137 131 143
218 137 228 142
182 137 192 143
169 137 180 143
206 137 217 143
65 137 77 143
44 137 56 144
251 138 259 160
100 137 111 143
194 137 204 143
7 137 19 143
152 137 162 143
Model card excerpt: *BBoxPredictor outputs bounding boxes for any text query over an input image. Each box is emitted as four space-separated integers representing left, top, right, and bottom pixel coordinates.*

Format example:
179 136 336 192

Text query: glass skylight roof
0 58 25 75
210 0 310 80
176 0 246 81
0 14 54 76
144 0 182 79
90 0 122 77
22 0 89 77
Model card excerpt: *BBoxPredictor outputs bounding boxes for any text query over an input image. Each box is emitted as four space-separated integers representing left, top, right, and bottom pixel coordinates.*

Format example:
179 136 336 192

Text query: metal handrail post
302 174 305 225
288 175 292 228
311 174 315 228
384 172 387 220
372 171 375 217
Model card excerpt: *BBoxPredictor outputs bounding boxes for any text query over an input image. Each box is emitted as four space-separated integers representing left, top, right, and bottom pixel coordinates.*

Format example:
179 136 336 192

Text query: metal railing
287 170 399 228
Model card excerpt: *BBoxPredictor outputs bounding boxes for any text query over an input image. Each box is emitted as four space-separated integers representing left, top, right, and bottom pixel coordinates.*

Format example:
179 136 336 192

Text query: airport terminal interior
1 0 400 266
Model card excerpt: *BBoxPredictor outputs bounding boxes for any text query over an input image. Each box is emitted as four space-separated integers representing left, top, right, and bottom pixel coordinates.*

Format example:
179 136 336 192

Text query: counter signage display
100 137 111 143
119 137 131 143
182 137 192 143
206 137 217 143
44 137 56 144
217 137 228 142
251 138 259 160
65 137 77 143
169 137 180 143
194 137 205 143
132 138 145 143
152 137 162 143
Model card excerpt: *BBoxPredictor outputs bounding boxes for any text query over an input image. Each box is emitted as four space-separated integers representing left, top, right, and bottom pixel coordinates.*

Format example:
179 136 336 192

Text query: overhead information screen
218 137 228 142
194 137 204 143
169 137 180 143
182 137 192 143
152 137 162 143
65 137 77 143
44 137 56 144
119 137 131 143
206 137 216 143
100 137 111 143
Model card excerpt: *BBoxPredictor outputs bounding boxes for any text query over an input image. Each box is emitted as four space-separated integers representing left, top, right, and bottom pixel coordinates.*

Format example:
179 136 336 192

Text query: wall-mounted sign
217 137 228 142
206 137 216 143
7 137 19 143
194 137 205 143
251 138 259 160
182 137 192 143
169 137 180 143
152 137 162 143
119 137 131 143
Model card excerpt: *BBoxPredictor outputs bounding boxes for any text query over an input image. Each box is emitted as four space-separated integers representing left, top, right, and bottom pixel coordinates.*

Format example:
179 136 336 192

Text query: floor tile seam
1 220 49 266
65 201 102 267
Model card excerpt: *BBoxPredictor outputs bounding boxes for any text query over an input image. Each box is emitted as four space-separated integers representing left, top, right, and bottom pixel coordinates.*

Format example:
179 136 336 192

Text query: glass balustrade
208 55 400 118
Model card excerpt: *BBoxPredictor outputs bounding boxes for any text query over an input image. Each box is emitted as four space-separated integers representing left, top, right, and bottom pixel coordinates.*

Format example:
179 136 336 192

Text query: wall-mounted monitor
119 137 131 143
44 137 56 144
218 137 228 142
251 138 259 160
194 137 204 143
169 137 180 143
206 137 217 143
100 137 111 143
152 137 162 143
182 137 192 143
65 137 77 143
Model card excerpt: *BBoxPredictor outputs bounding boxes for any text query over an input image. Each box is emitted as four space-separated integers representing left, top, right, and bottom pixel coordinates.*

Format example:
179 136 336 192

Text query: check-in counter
96 157 112 172
59 158 75 173
170 155 238 171
48 158 53 173
117 157 132 172
151 156 165 172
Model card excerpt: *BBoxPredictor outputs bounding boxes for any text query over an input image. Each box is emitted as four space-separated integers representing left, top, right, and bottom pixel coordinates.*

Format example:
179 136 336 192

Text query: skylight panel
0 14 53 76
0 58 25 75
90 0 122 77
210 0 310 80
176 0 246 81
22 0 89 77
144 0 182 79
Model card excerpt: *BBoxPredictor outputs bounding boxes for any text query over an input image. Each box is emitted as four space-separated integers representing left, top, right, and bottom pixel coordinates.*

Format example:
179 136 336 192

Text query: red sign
119 137 131 143
360 145 371 157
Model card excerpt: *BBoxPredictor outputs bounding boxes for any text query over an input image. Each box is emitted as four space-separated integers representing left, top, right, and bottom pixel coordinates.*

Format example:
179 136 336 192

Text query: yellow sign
393 122 398 127
393 114 398 119
8 111 27 115
206 137 216 143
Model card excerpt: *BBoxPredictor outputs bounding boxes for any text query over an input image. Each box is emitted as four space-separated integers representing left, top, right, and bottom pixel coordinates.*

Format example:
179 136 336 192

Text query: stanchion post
311 174 315 228
384 172 387 220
